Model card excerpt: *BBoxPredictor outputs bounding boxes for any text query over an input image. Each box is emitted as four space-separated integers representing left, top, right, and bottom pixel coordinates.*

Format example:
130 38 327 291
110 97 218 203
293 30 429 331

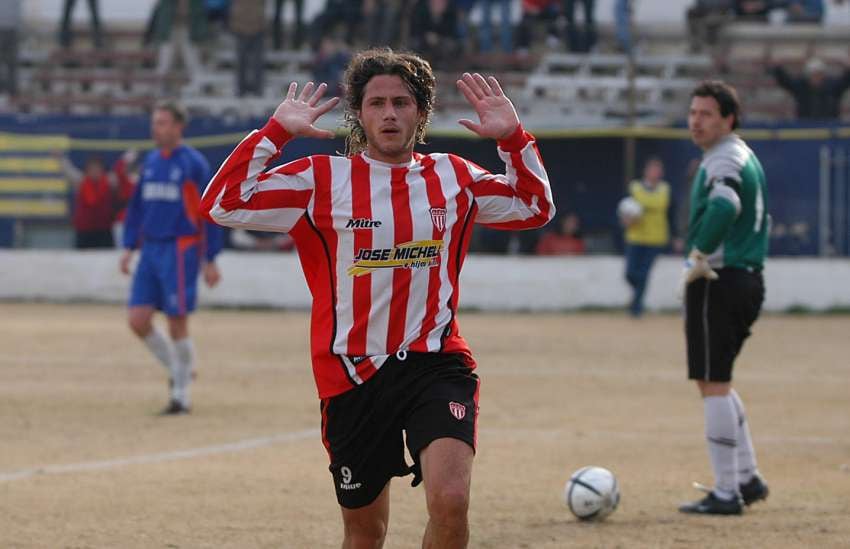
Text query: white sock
172 337 194 407
730 389 759 482
704 395 738 500
143 329 176 375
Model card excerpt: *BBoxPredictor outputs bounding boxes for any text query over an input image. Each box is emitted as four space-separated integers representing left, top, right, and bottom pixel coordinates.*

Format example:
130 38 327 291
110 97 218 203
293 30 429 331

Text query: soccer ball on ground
564 466 620 521
617 196 643 223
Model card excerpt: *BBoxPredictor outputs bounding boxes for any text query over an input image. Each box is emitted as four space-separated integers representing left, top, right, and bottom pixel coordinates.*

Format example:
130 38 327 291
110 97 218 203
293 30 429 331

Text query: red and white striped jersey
201 119 554 398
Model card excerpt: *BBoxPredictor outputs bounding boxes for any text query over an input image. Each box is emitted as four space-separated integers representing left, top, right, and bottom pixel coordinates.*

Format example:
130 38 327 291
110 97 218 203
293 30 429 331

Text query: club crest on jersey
429 207 447 232
449 401 466 420
348 240 443 277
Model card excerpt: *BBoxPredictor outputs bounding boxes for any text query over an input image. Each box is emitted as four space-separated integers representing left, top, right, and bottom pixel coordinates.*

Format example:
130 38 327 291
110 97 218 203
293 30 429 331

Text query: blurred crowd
0 0 848 107
688 0 843 52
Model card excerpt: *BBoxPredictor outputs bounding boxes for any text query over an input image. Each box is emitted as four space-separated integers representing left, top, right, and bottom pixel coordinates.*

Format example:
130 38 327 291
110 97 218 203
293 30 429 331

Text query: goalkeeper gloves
677 249 718 300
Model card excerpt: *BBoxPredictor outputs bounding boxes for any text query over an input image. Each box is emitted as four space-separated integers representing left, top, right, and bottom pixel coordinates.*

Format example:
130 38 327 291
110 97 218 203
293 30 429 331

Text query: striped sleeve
200 118 315 233
464 125 555 230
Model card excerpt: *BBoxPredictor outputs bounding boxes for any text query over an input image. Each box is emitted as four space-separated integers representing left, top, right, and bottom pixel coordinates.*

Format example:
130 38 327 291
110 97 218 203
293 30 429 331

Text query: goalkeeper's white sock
730 389 759 483
172 337 194 407
703 395 738 500
143 329 176 375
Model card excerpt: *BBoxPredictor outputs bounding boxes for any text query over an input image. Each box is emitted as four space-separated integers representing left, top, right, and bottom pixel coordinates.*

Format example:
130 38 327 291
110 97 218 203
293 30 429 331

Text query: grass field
1 303 849 548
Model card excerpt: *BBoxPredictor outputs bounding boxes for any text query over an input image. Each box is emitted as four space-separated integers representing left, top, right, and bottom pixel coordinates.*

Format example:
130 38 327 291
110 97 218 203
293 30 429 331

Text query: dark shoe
679 492 743 515
740 475 769 506
159 399 191 415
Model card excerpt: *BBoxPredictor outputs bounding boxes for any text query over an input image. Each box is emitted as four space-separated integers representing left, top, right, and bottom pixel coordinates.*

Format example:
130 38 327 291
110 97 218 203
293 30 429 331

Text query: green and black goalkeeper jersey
687 134 769 271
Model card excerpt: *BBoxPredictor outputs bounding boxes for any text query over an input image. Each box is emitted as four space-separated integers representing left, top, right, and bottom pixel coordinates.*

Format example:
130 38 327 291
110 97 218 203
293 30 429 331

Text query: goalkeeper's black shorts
685 267 764 382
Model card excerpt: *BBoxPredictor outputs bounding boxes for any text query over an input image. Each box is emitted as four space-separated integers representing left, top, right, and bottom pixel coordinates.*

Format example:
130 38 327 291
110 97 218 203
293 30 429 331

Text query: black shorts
685 267 764 382
320 352 479 509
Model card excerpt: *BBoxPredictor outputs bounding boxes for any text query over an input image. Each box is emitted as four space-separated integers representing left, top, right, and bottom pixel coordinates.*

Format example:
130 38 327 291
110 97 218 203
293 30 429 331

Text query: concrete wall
2 250 849 312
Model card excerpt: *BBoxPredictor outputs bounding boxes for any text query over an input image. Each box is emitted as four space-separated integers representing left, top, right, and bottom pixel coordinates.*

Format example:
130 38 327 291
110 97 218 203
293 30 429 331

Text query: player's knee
127 311 151 337
343 515 387 547
426 484 470 525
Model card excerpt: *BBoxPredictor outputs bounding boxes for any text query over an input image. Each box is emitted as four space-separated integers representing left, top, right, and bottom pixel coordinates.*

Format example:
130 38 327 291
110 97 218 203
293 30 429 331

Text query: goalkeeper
678 81 770 516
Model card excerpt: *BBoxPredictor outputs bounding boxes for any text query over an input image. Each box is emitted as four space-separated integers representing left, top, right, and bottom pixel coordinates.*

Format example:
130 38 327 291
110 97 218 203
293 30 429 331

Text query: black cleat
679 492 743 515
159 399 191 416
740 475 769 506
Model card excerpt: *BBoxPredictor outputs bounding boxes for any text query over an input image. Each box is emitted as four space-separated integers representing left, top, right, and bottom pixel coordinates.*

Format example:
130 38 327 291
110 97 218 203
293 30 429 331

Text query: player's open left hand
456 73 520 140
272 82 340 139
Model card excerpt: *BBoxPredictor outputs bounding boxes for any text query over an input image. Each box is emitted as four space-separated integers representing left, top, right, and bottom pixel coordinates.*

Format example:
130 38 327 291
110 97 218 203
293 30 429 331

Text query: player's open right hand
272 82 340 139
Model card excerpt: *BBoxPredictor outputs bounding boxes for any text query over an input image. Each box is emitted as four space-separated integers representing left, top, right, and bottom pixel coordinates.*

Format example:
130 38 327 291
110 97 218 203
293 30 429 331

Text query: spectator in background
621 156 672 317
312 36 351 96
364 0 409 47
536 213 586 255
785 0 824 22
564 0 596 53
310 0 363 50
476 0 513 54
152 0 208 90
769 56 850 120
735 0 773 21
230 0 266 97
409 0 462 68
686 0 734 53
58 152 129 249
0 0 20 98
204 0 230 28
516 0 562 54
614 0 632 53
58 0 103 49
272 0 305 50
455 0 478 53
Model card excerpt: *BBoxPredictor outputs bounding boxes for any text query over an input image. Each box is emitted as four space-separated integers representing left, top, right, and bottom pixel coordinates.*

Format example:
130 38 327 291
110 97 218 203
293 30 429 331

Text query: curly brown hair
343 48 436 157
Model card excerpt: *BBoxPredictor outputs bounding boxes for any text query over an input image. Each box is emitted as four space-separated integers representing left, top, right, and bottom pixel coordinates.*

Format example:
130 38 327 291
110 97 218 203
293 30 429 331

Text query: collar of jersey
359 152 419 169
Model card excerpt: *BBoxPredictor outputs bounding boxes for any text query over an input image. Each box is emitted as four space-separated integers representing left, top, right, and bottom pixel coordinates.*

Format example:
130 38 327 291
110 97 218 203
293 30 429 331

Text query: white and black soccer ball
617 196 643 223
564 466 620 521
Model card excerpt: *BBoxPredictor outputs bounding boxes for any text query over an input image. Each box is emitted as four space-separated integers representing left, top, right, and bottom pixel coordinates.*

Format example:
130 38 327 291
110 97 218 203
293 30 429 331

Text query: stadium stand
522 52 713 125
714 21 850 120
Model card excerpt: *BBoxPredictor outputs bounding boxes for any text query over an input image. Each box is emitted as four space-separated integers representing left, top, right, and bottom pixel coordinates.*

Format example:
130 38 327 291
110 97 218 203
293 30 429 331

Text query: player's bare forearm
272 82 340 139
456 73 520 140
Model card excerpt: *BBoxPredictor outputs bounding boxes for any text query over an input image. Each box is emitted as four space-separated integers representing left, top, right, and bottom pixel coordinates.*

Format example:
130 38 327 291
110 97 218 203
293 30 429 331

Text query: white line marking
3 426 843 485
0 429 319 483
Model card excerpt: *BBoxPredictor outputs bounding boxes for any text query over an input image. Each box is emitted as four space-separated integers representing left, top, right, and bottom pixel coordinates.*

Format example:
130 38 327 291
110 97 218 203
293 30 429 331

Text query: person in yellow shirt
620 156 672 317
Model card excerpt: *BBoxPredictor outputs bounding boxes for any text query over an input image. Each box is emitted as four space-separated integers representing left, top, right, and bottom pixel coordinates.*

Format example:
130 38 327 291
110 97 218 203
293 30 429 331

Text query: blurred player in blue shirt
120 100 223 415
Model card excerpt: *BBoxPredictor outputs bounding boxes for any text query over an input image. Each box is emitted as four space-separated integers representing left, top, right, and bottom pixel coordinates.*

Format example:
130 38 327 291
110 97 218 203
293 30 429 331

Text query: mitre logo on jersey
449 401 466 420
429 207 447 232
348 240 443 277
346 217 382 229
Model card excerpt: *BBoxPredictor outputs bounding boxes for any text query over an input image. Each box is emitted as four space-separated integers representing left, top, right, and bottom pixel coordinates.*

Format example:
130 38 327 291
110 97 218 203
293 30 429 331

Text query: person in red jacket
536 212 586 255
59 153 117 249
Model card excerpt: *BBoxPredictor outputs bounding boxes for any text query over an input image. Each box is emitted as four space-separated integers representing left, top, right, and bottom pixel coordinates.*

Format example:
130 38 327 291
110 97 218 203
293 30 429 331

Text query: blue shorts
129 237 200 316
